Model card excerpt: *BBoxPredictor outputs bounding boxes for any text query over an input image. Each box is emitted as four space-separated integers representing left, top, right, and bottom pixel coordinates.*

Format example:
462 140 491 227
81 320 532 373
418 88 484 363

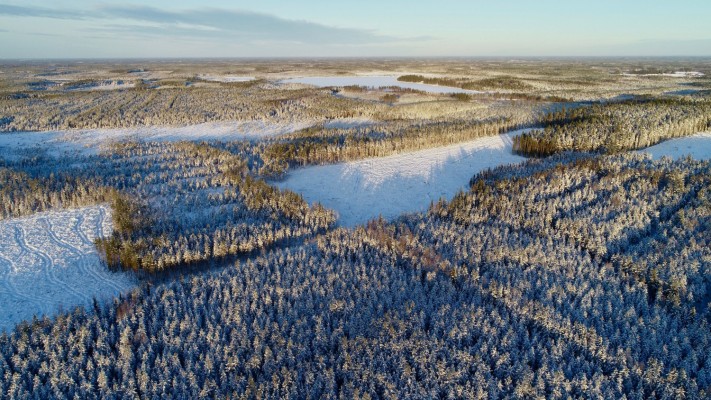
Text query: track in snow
0 205 136 332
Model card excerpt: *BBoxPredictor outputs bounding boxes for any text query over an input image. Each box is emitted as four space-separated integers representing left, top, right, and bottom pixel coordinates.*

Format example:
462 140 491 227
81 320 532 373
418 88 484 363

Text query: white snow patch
276 131 528 227
622 71 705 78
323 117 374 129
198 75 255 83
637 132 711 160
66 80 136 91
0 205 136 332
0 119 329 157
280 76 483 94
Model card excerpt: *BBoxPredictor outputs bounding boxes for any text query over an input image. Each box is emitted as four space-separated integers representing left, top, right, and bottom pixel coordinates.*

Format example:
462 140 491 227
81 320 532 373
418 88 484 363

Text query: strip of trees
513 98 711 156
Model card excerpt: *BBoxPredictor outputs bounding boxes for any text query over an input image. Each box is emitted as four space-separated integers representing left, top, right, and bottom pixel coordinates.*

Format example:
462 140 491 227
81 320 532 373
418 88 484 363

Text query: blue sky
1 0 710 58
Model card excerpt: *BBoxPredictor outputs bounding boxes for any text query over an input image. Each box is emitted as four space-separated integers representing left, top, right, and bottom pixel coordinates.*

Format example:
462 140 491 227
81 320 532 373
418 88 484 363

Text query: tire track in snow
0 206 136 332
4 227 54 314
65 209 127 294
0 250 51 315
16 225 91 304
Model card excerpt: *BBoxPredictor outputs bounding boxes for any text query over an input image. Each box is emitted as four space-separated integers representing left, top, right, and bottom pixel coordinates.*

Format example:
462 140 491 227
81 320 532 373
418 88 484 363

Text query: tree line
513 98 711 156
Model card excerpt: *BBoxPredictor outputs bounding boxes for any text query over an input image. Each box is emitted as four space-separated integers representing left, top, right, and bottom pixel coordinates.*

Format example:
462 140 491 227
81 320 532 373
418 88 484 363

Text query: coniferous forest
0 58 710 398
0 152 709 398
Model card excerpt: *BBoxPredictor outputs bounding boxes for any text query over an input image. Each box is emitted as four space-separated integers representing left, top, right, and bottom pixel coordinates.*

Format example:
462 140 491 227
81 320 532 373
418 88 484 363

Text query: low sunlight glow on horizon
0 0 710 59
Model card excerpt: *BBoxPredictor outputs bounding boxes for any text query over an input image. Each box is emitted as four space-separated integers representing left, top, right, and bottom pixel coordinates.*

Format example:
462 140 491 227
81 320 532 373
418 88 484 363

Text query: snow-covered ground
323 117 374 129
276 131 527 227
280 76 483 94
0 119 338 158
622 71 705 78
0 206 136 332
198 75 255 83
637 131 711 160
65 80 136 91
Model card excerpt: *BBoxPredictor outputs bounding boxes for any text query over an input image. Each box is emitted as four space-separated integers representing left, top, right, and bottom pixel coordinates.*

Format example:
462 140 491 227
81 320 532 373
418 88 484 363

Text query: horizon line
2 55 711 62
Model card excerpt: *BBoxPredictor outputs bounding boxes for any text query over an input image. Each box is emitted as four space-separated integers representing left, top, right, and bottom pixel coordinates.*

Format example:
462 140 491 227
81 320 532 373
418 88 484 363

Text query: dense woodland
1 60 710 397
0 153 708 398
398 74 535 92
0 167 113 219
513 99 711 156
0 85 379 132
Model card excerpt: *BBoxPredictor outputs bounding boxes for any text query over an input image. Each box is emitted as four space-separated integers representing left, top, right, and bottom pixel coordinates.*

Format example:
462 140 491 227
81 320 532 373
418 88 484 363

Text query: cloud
0 3 402 46
0 4 87 19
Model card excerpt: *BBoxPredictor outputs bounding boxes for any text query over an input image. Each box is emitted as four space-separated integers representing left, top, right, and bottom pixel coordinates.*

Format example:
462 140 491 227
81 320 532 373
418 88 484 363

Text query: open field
277 132 526 226
0 205 135 332
638 131 711 160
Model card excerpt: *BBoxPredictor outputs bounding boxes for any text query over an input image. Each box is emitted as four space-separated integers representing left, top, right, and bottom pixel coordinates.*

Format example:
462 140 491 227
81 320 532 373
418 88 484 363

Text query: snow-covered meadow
280 76 483 94
198 75 255 83
637 131 711 160
276 132 527 227
0 119 330 158
0 206 136 332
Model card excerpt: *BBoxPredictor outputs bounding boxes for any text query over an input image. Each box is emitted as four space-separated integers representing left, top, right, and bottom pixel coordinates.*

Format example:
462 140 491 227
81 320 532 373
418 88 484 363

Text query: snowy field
280 76 483 94
198 75 255 83
276 131 527 227
637 131 711 160
0 206 136 332
622 71 705 78
0 119 334 158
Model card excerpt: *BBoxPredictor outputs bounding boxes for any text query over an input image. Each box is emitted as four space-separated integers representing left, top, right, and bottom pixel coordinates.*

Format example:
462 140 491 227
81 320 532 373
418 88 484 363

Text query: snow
661 71 705 78
278 128 711 228
66 80 136 91
0 205 136 332
323 117 374 129
276 131 527 227
0 119 337 158
280 76 483 94
622 71 705 78
637 132 711 160
198 75 255 83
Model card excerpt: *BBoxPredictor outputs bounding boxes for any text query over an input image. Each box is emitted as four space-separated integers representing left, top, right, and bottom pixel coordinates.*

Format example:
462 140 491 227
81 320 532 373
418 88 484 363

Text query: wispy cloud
0 4 87 20
0 3 404 45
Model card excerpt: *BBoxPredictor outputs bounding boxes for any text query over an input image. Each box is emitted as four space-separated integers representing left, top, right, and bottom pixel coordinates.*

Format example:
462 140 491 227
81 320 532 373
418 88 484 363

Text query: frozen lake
280 76 483 94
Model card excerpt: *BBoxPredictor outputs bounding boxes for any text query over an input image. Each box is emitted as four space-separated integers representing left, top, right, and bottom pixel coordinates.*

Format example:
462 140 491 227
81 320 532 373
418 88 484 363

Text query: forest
1 141 336 272
0 153 708 398
513 98 711 156
1 58 710 398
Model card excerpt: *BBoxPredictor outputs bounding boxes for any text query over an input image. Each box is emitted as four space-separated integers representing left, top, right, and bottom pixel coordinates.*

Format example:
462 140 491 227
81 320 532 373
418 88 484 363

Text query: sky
0 0 710 58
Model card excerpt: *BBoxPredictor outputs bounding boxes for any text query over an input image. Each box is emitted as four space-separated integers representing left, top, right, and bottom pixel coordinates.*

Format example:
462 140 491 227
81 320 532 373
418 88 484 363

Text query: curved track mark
59 211 126 294
17 225 91 304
